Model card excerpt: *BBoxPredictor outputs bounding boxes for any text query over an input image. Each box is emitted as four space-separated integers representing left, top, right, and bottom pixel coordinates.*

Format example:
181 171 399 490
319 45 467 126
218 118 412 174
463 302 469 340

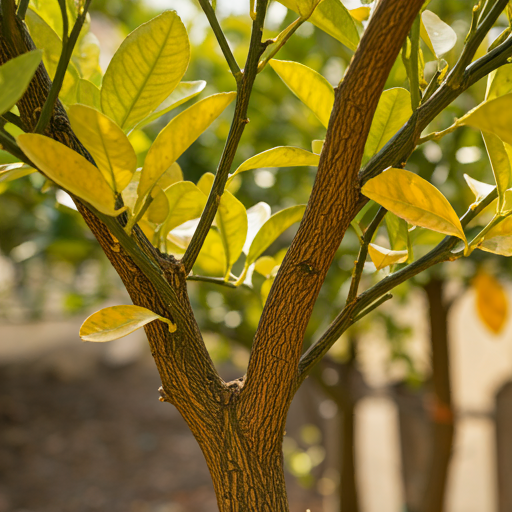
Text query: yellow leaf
269 60 334 128
349 7 370 22
486 64 512 101
230 146 319 181
17 134 124 217
460 94 512 146
261 276 275 306
464 174 496 204
101 11 190 130
138 92 236 204
157 162 183 191
80 305 176 342
145 186 169 226
217 191 248 276
197 172 215 195
362 168 466 243
478 215 512 256
420 10 457 59
363 88 412 162
194 229 227 277
368 243 408 271
76 79 101 110
68 104 137 193
312 140 324 154
473 273 508 334
254 256 278 277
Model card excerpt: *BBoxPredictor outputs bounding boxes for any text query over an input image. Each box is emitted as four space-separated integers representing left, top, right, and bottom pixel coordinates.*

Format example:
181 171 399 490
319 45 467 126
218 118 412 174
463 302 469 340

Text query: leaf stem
34 0 92 134
403 15 422 110
197 0 242 82
16 0 30 20
182 0 270 274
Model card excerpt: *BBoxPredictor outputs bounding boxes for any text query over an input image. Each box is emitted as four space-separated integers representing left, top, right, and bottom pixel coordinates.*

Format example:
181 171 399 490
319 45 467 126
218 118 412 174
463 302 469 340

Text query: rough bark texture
0 0 425 509
422 278 454 512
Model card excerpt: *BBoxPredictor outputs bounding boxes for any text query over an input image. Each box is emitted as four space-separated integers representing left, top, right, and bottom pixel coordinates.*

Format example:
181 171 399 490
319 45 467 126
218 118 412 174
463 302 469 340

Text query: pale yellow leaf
157 162 183 191
464 174 496 204
254 256 278 277
420 10 457 58
368 243 408 271
197 172 215 195
145 186 170 226
486 64 512 101
80 305 176 342
194 229 227 277
479 216 512 256
312 140 324 154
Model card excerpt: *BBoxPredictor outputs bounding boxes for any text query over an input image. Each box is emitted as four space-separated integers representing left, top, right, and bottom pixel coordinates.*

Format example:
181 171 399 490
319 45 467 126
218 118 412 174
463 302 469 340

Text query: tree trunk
422 278 454 512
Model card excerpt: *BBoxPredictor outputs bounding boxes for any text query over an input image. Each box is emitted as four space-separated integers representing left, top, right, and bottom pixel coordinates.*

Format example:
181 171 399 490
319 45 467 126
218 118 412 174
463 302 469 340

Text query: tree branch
181 0 270 273
237 0 425 449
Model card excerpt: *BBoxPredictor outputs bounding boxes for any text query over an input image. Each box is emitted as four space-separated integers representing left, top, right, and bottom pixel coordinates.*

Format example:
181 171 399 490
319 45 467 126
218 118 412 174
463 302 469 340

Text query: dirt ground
0 355 322 512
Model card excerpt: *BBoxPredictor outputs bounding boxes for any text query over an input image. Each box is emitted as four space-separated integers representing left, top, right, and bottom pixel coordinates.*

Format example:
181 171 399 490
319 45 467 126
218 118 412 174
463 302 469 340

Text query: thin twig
1 111 24 129
0 127 28 161
346 207 386 304
182 0 270 274
17 0 30 20
197 0 242 82
353 293 393 322
34 0 92 134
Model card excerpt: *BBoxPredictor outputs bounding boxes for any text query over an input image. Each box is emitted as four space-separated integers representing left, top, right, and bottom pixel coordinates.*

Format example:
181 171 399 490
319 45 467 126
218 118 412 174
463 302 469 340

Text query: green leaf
245 205 306 268
72 32 101 81
479 216 512 256
194 229 227 277
230 146 320 181
464 174 496 204
482 131 512 212
80 305 176 342
162 181 207 235
0 163 36 184
134 80 207 130
420 10 457 58
138 92 236 203
68 104 137 193
217 191 248 276
486 64 512 101
269 60 334 128
17 134 125 217
362 168 466 243
368 243 408 271
197 172 215 195
363 88 412 162
0 51 42 116
101 11 190 130
385 212 409 252
460 94 512 146
277 0 359 51
76 79 101 110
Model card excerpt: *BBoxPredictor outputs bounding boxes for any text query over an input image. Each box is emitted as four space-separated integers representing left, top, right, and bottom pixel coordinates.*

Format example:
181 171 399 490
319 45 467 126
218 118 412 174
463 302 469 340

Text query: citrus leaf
473 273 508 334
479 216 512 256
158 163 183 191
197 172 215 196
277 0 359 51
101 11 190 130
76 79 101 110
385 212 409 252
362 168 466 242
246 205 306 268
133 80 207 130
217 191 248 275
420 10 457 58
194 229 227 277
17 134 124 217
368 243 408 271
312 140 324 154
486 64 512 101
80 305 176 342
162 181 207 236
460 94 512 146
349 7 370 22
145 186 170 226
0 50 42 116
464 174 496 204
230 146 320 181
482 131 512 212
138 92 236 203
363 88 412 162
0 163 36 184
269 59 334 128
254 256 278 277
68 104 137 193
244 202 272 254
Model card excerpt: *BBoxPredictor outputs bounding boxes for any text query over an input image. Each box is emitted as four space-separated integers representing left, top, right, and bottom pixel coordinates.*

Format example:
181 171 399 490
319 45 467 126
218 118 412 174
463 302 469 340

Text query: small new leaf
420 10 457 58
80 305 176 342
368 243 408 271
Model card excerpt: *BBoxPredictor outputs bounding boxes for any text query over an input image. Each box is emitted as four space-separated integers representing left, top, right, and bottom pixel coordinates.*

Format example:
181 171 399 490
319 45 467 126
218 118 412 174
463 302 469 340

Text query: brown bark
422 278 454 512
240 0 425 449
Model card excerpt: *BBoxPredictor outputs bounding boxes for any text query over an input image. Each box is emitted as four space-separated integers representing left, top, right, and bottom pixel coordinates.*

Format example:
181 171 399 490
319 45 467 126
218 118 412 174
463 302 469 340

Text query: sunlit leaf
101 11 190 130
473 272 508 334
162 181 207 235
197 172 215 196
138 92 236 204
362 168 466 243
0 51 42 116
363 88 412 163
145 186 170 226
72 32 101 81
76 79 101 110
80 305 176 342
312 140 324 154
368 243 408 271
479 216 512 256
158 163 183 191
17 134 125 217
0 163 36 184
420 10 457 58
261 275 275 306
68 104 137 193
464 174 496 204
460 94 512 146
230 146 320 181
194 229 227 277
482 131 512 212
385 212 409 252
245 205 306 268
217 191 248 275
349 7 370 22
270 59 334 128
244 202 272 254
254 256 278 277
486 64 512 101
277 0 359 50
134 80 207 130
